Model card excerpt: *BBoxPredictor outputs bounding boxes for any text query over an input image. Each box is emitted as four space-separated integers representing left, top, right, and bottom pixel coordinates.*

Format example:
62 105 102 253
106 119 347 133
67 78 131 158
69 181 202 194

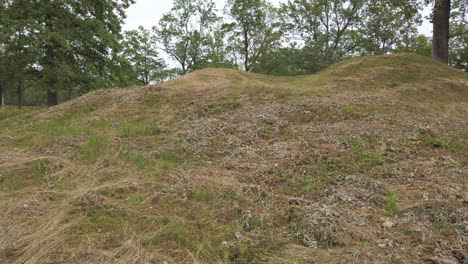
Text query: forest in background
0 0 466 107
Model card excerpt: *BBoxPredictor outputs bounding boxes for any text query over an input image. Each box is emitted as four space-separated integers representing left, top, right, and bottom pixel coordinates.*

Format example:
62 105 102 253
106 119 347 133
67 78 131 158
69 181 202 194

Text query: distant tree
396 34 433 57
357 0 421 55
447 0 467 70
123 26 167 85
224 0 284 72
0 0 40 108
202 25 237 69
449 22 467 70
155 0 219 74
281 0 365 73
34 0 134 106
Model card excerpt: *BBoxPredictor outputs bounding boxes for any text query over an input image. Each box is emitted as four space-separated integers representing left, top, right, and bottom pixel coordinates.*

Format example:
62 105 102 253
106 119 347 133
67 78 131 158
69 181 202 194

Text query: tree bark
0 85 4 107
47 90 58 107
17 79 23 109
432 0 451 64
244 29 250 71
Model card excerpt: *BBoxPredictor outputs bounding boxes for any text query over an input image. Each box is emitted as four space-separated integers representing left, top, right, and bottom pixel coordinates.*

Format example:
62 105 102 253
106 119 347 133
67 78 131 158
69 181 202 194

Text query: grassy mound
0 53 467 263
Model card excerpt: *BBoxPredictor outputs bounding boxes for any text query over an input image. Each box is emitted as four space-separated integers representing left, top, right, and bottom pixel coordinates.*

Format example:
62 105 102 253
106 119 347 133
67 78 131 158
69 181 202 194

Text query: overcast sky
124 0 433 35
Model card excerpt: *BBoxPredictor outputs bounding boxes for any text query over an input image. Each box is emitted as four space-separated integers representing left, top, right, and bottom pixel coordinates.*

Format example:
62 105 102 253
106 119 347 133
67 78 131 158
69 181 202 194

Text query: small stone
383 219 396 228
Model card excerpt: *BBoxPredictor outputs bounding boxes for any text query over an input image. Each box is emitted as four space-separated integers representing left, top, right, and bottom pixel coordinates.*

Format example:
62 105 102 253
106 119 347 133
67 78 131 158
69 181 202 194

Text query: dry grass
0 53 467 264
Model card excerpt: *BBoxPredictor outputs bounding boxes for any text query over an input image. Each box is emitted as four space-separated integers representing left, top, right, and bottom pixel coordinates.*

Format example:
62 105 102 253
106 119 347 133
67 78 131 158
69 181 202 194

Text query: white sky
124 0 433 35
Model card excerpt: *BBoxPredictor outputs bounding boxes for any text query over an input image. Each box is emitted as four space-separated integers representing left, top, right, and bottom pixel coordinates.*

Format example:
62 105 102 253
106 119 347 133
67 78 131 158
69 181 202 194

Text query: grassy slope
0 53 467 264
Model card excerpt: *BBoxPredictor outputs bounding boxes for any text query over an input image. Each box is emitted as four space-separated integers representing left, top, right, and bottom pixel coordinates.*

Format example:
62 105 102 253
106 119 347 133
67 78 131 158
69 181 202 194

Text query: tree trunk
17 79 23 109
432 0 451 64
47 90 58 107
244 29 250 71
0 85 4 107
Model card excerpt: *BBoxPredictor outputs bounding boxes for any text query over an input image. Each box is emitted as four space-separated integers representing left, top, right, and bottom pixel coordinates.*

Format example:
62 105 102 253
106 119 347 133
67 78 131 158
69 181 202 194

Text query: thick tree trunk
432 0 451 64
47 90 58 107
17 79 23 109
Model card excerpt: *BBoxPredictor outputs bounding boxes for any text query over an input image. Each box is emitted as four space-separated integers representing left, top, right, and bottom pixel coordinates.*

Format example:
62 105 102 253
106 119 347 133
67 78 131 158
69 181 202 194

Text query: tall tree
282 0 365 73
432 0 451 63
447 0 467 70
155 0 219 74
225 0 284 72
36 0 134 106
0 0 40 108
123 26 166 85
357 0 421 55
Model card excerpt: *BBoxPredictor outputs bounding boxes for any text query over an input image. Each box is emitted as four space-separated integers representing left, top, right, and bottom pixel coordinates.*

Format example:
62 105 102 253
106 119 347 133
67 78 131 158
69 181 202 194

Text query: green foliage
0 0 135 106
155 0 221 74
281 0 366 73
224 0 284 72
357 0 422 55
122 26 167 84
281 0 423 73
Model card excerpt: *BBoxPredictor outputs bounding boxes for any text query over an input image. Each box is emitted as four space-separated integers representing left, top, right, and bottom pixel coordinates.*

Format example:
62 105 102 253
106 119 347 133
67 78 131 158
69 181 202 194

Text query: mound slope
0 53 467 264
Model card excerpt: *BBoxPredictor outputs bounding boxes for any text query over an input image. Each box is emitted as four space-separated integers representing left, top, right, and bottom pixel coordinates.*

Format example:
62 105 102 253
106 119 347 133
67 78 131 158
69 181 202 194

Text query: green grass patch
383 193 399 215
274 89 300 99
38 115 84 137
417 129 446 148
119 148 153 169
0 161 49 192
346 138 384 166
207 100 241 114
119 120 161 136
81 135 109 161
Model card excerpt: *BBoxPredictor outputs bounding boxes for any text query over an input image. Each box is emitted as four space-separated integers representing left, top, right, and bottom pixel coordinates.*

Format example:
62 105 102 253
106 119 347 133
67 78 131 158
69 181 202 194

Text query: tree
396 34 432 57
155 0 219 74
357 0 421 55
0 0 40 108
224 0 284 72
281 0 365 73
448 0 467 70
432 0 451 63
35 0 135 106
123 26 166 85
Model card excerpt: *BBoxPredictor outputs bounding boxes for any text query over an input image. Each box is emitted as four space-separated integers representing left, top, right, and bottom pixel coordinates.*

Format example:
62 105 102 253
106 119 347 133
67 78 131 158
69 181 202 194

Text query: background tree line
0 0 466 107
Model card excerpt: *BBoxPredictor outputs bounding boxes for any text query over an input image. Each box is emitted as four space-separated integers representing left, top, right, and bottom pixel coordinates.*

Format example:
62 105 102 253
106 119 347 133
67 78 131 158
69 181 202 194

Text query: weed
432 216 452 235
346 138 384 166
411 192 423 199
418 128 445 148
153 147 188 172
383 193 399 215
404 229 421 241
82 136 109 161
